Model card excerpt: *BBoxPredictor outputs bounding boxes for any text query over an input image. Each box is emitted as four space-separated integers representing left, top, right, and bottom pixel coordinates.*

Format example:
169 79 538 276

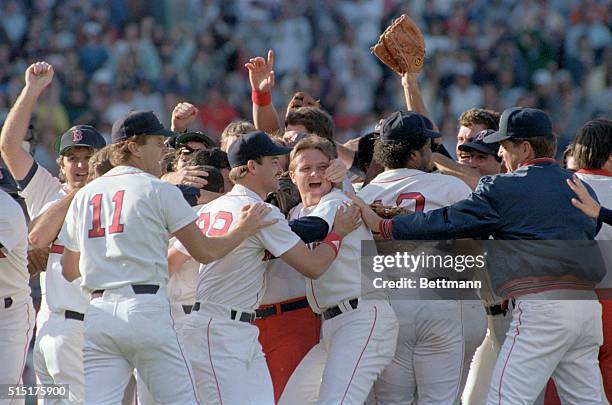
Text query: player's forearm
28 190 78 249
432 153 480 190
402 75 438 131
0 86 39 180
253 104 282 136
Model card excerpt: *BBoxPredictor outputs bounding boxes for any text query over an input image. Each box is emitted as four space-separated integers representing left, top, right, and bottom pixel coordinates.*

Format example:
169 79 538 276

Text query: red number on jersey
396 192 426 212
208 211 234 236
196 212 210 233
88 190 126 238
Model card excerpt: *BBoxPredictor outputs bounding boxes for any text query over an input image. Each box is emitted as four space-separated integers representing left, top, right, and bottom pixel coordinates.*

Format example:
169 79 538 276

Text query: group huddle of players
0 52 610 405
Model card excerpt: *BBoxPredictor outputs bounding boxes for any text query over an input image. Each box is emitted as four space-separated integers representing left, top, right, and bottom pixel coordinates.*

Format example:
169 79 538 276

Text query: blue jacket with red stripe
384 158 605 297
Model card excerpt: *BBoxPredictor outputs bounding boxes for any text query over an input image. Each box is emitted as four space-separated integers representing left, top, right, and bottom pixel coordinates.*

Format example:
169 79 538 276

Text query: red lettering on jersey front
208 211 233 236
396 192 426 212
88 190 126 238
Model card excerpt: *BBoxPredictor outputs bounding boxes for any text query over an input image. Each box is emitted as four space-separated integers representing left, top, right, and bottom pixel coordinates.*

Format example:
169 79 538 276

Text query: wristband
323 231 342 257
378 219 393 240
252 90 272 106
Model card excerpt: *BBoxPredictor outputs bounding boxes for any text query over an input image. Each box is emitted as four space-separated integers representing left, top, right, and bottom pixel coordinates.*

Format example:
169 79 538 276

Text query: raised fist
171 102 199 133
25 61 54 92
245 50 275 93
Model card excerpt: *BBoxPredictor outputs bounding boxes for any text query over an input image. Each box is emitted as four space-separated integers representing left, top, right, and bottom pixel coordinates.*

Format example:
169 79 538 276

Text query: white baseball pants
83 286 199 404
279 299 399 405
487 291 607 405
373 300 486 405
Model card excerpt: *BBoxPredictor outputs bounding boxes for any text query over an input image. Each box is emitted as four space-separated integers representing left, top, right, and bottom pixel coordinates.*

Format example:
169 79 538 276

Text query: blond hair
288 136 335 172
87 145 114 181
109 135 148 167
220 120 256 152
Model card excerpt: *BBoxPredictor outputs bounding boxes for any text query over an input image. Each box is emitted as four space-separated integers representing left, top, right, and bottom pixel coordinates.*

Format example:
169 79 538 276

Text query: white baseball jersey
358 168 472 211
174 184 301 311
576 170 612 287
290 189 377 312
18 163 67 312
167 239 199 306
0 189 30 302
38 197 89 313
59 165 197 290
260 259 306 304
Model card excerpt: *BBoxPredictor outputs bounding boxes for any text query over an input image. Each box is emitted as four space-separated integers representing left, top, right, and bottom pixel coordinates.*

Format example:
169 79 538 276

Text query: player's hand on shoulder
331 202 361 237
162 165 209 188
25 61 54 93
567 175 601 219
345 192 385 232
235 202 279 237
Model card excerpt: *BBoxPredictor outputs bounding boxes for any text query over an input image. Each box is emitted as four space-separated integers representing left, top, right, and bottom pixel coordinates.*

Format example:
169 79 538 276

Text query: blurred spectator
0 0 608 167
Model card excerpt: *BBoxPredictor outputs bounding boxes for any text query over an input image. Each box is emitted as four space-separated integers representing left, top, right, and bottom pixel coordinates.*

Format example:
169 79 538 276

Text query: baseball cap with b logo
55 125 106 155
458 129 500 156
111 110 175 143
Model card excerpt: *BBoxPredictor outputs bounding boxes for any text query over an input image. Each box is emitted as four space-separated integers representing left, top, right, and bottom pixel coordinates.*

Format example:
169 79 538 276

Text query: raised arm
170 102 199 133
245 50 282 135
432 153 481 190
28 189 78 249
401 72 438 132
0 62 54 180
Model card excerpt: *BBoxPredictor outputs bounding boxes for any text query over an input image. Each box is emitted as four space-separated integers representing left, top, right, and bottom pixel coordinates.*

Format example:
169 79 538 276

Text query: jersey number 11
88 190 126 238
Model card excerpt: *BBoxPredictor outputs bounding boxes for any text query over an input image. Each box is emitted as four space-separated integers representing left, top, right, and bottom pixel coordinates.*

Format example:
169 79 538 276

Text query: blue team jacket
384 158 605 297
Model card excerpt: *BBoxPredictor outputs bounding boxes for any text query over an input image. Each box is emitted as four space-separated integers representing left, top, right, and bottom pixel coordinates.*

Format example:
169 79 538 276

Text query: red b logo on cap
72 128 83 142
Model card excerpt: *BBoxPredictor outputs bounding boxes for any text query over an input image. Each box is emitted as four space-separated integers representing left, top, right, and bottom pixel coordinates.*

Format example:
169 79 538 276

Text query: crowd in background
0 0 610 177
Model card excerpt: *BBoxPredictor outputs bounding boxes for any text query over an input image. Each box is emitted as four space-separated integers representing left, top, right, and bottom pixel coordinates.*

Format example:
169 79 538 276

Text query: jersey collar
518 157 557 168
576 168 612 177
370 168 426 183
226 184 264 202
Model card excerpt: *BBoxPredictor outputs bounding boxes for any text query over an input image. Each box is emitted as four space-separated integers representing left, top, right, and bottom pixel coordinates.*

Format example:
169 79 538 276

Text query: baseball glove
370 202 412 219
266 175 302 217
371 14 425 75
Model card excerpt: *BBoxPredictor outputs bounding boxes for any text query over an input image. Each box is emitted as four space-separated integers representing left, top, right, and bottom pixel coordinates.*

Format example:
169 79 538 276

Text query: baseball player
277 136 399 405
0 189 34 405
0 61 106 404
175 130 360 405
357 111 486 404
58 111 274 404
563 119 612 402
350 107 608 404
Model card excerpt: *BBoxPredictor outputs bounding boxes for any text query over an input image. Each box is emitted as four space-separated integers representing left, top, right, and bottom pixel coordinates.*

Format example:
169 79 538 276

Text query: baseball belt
255 297 310 319
91 284 159 299
65 310 85 321
322 298 359 320
192 302 256 324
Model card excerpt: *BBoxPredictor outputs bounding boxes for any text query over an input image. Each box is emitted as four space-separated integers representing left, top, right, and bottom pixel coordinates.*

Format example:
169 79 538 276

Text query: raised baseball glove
371 14 425 75
370 202 412 219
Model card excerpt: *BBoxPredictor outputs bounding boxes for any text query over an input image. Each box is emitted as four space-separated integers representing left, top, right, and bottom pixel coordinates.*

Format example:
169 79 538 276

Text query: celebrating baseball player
350 107 608 404
277 136 399 405
357 110 486 404
0 189 33 405
0 61 106 404
175 130 360 405
57 111 275 404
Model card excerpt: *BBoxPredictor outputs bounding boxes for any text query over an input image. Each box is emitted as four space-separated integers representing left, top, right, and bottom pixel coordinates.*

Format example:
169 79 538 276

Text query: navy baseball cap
227 131 292 168
458 129 500 156
380 111 440 143
111 110 174 143
54 125 106 155
484 107 553 143
175 131 216 148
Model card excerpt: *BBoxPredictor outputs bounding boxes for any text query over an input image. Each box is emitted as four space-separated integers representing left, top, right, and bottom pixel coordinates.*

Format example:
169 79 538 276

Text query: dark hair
458 108 500 131
186 148 230 170
572 119 612 170
510 135 557 159
356 132 378 173
201 165 225 193
285 107 335 141
373 134 429 169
